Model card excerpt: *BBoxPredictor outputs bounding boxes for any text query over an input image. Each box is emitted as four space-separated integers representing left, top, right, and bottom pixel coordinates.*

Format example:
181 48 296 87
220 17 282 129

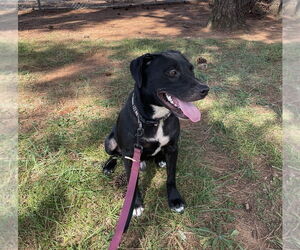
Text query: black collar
131 93 171 127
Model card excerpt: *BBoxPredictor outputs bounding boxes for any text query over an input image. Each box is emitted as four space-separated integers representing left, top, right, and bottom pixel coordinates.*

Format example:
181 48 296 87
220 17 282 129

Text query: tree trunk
207 0 251 31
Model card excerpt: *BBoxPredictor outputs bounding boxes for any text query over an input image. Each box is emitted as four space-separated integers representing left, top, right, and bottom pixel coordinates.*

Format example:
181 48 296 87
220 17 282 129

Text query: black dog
103 50 209 217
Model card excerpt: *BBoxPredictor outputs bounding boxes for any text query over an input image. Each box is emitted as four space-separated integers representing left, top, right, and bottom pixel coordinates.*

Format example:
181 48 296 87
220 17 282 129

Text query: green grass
19 38 282 249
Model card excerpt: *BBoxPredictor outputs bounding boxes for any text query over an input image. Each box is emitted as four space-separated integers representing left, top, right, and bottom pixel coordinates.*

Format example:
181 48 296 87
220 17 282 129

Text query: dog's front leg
123 156 144 217
165 144 185 213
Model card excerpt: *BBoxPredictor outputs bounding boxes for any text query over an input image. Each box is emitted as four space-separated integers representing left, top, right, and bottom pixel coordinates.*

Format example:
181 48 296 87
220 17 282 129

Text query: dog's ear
130 53 153 88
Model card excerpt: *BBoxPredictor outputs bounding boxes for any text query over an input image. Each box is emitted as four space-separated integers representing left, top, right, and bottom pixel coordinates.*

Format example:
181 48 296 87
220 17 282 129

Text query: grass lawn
19 38 282 249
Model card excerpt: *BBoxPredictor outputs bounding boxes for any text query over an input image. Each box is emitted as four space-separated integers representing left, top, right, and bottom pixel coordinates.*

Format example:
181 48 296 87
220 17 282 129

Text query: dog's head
130 50 209 122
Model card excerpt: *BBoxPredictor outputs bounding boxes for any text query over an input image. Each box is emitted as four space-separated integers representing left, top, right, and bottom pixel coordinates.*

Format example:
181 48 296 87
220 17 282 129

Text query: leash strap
108 147 142 250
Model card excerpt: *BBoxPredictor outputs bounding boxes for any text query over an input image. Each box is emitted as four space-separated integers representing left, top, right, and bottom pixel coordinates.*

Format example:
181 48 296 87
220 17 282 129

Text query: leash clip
135 127 144 149
134 143 143 151
136 127 144 137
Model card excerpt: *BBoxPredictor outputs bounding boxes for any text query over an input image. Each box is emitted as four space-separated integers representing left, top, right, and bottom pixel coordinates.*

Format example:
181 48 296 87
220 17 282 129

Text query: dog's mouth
157 91 201 122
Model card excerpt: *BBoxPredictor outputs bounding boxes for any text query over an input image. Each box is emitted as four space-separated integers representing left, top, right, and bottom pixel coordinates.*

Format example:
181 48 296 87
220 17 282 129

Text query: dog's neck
133 88 170 121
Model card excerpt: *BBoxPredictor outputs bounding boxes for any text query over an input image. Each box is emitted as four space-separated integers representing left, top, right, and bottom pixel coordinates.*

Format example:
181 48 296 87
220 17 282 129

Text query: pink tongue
172 97 201 122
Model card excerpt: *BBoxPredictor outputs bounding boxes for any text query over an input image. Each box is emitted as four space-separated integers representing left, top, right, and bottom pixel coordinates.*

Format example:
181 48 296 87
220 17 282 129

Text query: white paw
172 205 184 213
140 161 146 171
158 161 167 168
132 206 144 217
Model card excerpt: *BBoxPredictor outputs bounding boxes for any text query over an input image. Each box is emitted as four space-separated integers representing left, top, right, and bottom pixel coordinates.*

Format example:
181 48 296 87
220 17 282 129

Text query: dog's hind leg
104 126 119 155
103 126 120 175
102 156 118 175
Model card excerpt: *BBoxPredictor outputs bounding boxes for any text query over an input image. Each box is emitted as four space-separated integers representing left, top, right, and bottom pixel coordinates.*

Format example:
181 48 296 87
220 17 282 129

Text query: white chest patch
145 120 170 156
151 105 170 119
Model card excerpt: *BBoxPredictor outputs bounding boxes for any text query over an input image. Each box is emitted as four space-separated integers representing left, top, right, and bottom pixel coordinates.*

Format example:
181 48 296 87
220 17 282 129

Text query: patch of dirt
19 2 281 43
201 141 281 249
234 215 267 250
181 114 276 248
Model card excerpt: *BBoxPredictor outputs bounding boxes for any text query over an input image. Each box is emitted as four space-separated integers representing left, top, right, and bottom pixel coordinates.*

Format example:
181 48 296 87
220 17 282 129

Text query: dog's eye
168 69 178 77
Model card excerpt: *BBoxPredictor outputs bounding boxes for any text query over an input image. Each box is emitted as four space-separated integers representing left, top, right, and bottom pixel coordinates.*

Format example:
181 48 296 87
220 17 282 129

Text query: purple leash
108 147 142 250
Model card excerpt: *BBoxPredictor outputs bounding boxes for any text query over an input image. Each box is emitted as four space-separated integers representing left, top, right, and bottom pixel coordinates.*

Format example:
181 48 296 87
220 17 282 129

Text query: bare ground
19 2 281 43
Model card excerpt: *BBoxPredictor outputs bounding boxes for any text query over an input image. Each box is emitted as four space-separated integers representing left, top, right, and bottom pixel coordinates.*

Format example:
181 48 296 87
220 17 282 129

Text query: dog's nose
199 86 209 95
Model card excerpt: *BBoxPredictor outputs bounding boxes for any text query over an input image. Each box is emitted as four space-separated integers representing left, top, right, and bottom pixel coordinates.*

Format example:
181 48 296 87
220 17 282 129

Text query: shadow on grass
19 185 68 248
19 41 92 72
23 116 116 159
